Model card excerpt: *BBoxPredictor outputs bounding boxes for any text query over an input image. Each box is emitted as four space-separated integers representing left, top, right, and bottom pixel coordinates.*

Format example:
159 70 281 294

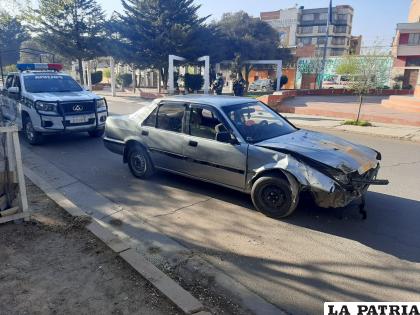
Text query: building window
317 37 327 44
318 13 328 20
302 14 314 21
408 33 420 45
330 48 345 56
300 26 313 34
335 14 347 22
300 37 313 45
318 25 327 33
406 57 420 66
334 26 347 33
332 37 346 45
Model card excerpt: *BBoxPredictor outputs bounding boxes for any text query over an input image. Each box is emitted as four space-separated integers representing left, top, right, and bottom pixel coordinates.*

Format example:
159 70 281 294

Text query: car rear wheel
88 129 104 138
127 145 154 179
251 176 298 218
23 117 43 145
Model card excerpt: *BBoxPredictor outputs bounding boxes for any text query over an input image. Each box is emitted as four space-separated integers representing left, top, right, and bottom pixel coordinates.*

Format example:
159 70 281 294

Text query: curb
24 167 207 315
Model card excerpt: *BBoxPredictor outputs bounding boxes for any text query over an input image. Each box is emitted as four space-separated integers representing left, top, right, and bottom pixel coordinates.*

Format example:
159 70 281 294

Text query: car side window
156 103 185 133
143 108 158 127
12 75 21 90
189 106 227 140
5 75 14 89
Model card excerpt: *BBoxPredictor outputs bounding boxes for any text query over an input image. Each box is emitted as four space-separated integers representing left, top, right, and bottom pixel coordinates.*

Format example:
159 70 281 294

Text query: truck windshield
223 101 297 143
23 74 83 93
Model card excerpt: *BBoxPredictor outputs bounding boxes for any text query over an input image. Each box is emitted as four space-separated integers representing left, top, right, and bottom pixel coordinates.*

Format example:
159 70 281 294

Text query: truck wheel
23 117 43 145
127 145 154 179
88 129 104 138
251 176 299 219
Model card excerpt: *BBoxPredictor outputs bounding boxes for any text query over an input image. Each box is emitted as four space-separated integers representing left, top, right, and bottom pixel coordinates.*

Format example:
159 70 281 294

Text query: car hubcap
262 185 285 208
131 153 146 174
26 122 35 141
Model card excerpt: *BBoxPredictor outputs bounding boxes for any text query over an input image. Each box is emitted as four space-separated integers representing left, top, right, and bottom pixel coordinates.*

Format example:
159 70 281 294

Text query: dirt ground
0 181 183 315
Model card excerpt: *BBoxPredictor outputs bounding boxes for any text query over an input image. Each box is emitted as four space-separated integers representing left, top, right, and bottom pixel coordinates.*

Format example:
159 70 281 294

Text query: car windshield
222 101 297 143
23 74 83 93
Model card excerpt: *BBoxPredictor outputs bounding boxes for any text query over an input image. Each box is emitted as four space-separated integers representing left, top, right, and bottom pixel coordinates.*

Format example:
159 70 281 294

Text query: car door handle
188 140 198 147
141 130 149 136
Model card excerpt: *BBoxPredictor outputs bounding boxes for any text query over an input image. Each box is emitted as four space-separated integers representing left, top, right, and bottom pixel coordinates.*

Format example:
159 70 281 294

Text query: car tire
23 117 43 145
251 176 299 218
88 129 105 138
127 145 154 179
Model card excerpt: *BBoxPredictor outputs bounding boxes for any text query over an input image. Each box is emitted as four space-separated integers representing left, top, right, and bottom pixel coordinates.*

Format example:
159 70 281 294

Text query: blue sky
101 0 411 46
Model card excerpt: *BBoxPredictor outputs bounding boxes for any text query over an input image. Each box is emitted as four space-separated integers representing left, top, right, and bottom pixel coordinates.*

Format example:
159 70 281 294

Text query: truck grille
59 101 95 115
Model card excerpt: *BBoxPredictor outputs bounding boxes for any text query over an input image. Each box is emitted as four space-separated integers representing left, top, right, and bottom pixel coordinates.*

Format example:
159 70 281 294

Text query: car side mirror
216 131 238 144
8 87 19 94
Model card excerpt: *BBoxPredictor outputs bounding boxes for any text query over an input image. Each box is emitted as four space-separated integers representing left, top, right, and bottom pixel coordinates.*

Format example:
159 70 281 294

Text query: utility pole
319 0 333 89
0 50 4 85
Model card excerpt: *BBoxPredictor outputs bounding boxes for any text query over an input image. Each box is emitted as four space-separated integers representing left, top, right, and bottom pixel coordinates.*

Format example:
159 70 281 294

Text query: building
391 0 420 88
260 7 299 47
296 5 354 57
261 5 357 57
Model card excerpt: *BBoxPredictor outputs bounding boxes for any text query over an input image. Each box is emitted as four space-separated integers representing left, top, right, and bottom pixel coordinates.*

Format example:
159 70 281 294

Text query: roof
157 95 257 108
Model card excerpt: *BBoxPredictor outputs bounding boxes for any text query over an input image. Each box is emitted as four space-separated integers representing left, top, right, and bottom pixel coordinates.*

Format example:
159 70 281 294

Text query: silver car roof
155 95 258 108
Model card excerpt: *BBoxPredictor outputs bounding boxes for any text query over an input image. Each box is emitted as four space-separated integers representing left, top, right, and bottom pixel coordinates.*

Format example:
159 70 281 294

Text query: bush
103 68 111 80
402 84 413 90
184 73 204 92
343 120 372 127
117 73 133 88
91 71 103 85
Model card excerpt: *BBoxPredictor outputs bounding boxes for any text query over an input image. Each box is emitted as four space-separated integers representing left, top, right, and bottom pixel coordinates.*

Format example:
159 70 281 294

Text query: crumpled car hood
255 129 379 174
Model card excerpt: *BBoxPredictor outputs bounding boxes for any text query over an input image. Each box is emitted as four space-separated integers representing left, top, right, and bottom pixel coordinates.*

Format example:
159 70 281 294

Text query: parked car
104 95 388 218
248 79 273 93
0 63 108 144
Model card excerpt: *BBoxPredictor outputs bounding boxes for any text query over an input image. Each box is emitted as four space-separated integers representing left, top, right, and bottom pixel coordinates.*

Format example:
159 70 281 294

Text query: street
23 98 420 315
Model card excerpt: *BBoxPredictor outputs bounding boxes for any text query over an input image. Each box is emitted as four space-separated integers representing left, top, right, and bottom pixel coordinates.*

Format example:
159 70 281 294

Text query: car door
183 104 248 190
141 101 187 173
1 75 16 120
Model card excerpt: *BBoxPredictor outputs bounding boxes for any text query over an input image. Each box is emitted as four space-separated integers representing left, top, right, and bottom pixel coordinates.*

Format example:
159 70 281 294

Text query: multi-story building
296 5 354 57
260 7 299 47
392 0 420 88
261 5 356 57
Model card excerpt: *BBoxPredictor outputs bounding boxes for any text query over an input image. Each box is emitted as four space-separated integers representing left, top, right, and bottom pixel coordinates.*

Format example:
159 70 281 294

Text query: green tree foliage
28 0 106 84
215 11 290 85
0 10 28 66
116 0 209 86
336 46 391 122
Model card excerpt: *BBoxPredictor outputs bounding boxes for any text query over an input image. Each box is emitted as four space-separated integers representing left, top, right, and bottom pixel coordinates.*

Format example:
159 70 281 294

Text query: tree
116 0 209 88
215 11 289 86
336 47 391 123
0 10 28 67
28 0 106 84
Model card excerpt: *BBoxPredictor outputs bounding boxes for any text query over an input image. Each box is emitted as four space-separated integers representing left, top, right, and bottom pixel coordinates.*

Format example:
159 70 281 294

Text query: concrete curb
24 167 206 315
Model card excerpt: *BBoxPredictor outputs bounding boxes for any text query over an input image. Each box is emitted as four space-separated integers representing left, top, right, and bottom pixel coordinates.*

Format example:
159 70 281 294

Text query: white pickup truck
0 63 108 144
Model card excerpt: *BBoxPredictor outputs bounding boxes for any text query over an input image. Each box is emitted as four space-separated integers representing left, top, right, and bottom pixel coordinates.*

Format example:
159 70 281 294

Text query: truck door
1 75 16 120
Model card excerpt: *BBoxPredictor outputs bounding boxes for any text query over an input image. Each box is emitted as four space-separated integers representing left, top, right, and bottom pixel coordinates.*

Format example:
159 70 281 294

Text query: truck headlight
96 99 107 110
35 101 57 112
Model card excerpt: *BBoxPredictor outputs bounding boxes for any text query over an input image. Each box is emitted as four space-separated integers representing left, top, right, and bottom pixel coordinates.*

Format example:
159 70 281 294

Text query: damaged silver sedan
104 95 388 218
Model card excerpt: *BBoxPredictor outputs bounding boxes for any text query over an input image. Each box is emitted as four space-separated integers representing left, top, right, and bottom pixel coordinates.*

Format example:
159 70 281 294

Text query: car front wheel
23 117 43 145
127 146 154 179
251 176 299 218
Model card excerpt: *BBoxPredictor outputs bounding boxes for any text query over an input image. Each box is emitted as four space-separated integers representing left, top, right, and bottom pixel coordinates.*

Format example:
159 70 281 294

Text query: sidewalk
284 113 420 143
278 95 420 127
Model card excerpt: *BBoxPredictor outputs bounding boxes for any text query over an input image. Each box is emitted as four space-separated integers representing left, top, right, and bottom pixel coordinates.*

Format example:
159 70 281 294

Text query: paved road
24 98 420 314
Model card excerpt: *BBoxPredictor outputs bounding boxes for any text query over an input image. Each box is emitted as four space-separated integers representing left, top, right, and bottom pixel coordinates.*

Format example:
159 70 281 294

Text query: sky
101 0 412 47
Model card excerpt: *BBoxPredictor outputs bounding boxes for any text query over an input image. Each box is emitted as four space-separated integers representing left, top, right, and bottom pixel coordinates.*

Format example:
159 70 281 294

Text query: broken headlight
323 168 350 185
